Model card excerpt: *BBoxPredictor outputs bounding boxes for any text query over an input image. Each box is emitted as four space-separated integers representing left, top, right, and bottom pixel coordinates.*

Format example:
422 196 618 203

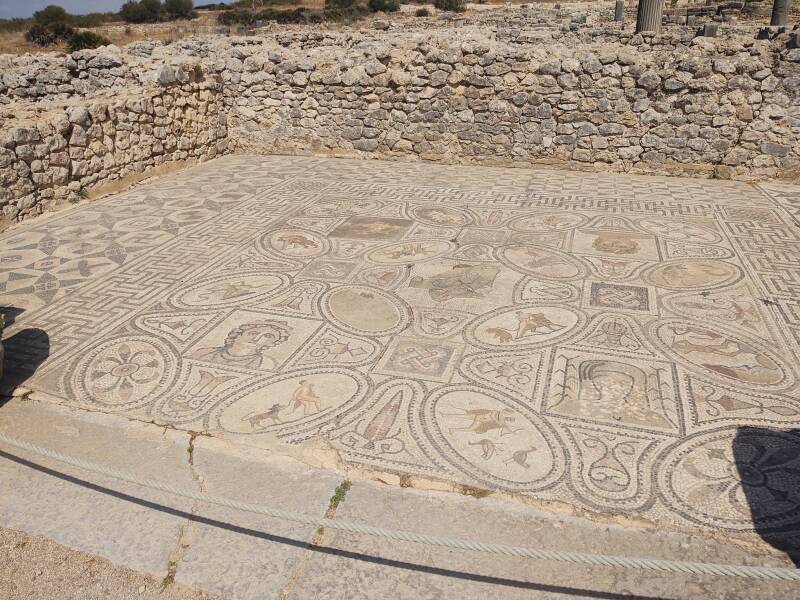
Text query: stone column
636 0 665 33
770 0 790 26
615 0 625 21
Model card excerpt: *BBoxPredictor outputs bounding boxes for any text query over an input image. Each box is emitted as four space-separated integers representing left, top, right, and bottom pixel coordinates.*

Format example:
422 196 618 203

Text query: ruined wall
1 12 799 222
0 57 228 221
227 30 800 179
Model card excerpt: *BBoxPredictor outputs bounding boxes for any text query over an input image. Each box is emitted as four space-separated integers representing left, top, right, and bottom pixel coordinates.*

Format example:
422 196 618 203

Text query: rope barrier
1 431 799 581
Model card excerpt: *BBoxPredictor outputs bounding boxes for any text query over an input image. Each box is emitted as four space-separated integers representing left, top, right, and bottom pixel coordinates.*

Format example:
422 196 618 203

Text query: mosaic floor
2 155 800 543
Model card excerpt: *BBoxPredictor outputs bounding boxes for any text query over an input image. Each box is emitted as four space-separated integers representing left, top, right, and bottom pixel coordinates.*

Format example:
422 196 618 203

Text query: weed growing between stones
328 480 352 512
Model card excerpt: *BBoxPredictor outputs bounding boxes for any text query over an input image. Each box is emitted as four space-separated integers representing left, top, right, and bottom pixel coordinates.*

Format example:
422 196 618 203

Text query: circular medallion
466 304 585 350
510 213 588 233
210 368 369 438
303 198 383 217
68 336 178 410
321 285 410 336
651 319 794 390
411 206 472 227
498 245 588 280
170 272 288 309
637 218 722 243
660 427 800 531
643 259 741 290
367 240 454 265
417 386 565 491
260 229 328 259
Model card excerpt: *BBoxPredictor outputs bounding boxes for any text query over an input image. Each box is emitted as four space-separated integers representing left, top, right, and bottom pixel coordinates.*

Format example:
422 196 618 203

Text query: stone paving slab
285 480 798 600
0 398 342 596
2 155 800 554
174 437 342 600
0 400 195 576
0 397 795 600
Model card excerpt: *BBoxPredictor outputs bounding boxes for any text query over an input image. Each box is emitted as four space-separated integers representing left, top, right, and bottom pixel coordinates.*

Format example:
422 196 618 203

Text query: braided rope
1 431 798 581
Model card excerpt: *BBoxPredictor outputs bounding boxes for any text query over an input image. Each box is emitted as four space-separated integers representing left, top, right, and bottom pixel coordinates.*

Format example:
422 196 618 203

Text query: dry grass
91 11 223 46
0 11 223 55
0 32 58 55
12 1 785 57
0 3 344 55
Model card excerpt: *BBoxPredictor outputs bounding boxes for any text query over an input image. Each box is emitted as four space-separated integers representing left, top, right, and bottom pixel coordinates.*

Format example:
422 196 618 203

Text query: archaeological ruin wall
1 19 799 221
0 46 229 222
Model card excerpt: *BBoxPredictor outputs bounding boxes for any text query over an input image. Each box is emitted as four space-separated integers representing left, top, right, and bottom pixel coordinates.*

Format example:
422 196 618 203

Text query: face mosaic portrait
3 155 800 545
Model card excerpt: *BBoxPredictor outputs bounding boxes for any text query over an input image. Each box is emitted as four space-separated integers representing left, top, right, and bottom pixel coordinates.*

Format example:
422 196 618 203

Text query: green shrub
67 30 111 52
25 23 57 46
33 5 68 26
141 0 164 18
220 0 362 25
227 0 299 6
120 0 163 23
324 6 369 22
323 0 369 23
69 12 115 27
26 22 74 45
217 9 253 25
415 7 430 16
49 21 74 38
433 0 465 12
14 6 115 34
164 0 195 19
325 0 354 9
216 11 234 25
263 8 307 23
121 1 151 23
368 0 400 12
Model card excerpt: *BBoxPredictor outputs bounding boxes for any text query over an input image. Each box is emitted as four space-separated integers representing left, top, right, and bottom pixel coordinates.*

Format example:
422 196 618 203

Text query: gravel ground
0 527 219 600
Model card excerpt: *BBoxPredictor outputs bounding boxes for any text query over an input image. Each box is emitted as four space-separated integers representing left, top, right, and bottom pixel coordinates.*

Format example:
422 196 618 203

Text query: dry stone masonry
0 44 228 222
1 2 799 221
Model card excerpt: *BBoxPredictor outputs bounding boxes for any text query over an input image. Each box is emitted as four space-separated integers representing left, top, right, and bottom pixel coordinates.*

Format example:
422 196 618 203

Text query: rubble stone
1 4 798 221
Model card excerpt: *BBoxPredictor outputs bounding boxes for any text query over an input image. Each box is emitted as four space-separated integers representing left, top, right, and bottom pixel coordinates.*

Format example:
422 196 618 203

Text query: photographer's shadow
733 426 800 566
1 307 50 404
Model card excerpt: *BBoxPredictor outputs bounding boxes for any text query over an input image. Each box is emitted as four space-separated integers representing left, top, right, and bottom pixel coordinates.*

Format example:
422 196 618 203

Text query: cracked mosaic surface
2 155 800 542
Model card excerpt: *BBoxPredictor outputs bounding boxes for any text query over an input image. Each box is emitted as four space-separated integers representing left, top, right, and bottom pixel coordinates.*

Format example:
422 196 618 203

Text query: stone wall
1 5 799 222
226 30 800 179
1 65 228 221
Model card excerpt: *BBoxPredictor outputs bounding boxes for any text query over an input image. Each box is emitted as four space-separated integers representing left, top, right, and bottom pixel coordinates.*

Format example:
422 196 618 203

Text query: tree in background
324 0 354 9
368 0 400 12
141 0 164 18
120 1 151 22
120 0 162 23
121 0 195 22
27 5 73 46
33 5 68 26
164 0 195 19
433 0 466 12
